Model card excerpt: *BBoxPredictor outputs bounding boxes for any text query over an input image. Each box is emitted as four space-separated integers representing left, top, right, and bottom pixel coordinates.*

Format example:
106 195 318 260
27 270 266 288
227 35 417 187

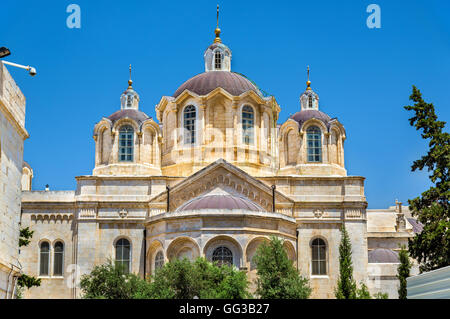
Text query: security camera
29 67 37 76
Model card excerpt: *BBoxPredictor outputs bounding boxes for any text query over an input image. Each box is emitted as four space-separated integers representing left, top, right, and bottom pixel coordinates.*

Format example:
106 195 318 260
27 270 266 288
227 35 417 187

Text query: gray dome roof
176 194 264 212
173 71 261 98
368 249 399 263
290 109 332 130
107 109 150 126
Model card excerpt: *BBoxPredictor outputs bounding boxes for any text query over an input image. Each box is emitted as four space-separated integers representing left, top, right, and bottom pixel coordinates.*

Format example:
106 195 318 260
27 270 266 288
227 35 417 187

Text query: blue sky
1 0 449 208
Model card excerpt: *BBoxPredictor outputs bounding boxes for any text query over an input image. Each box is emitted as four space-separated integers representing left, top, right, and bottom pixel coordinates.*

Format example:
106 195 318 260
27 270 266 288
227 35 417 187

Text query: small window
311 238 327 275
155 251 164 271
183 105 196 145
126 95 133 108
119 125 134 162
214 50 223 70
307 126 322 163
53 241 64 276
242 105 254 144
39 242 50 276
115 238 131 273
308 96 313 108
212 246 233 267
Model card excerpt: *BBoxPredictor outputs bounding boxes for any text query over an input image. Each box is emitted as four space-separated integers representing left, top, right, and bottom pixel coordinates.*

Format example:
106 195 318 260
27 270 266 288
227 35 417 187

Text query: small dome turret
204 5 232 72
120 65 140 110
300 66 319 111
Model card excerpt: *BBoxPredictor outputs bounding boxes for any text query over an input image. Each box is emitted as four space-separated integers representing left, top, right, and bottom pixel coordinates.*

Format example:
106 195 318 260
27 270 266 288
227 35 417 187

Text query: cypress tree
397 245 411 299
335 224 357 299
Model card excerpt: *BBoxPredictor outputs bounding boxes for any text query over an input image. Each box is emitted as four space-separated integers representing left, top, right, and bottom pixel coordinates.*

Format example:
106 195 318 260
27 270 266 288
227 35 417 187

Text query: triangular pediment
149 159 293 213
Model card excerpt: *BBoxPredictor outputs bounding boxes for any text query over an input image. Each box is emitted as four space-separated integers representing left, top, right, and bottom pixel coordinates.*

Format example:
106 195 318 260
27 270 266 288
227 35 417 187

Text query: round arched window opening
155 251 164 271
212 246 233 267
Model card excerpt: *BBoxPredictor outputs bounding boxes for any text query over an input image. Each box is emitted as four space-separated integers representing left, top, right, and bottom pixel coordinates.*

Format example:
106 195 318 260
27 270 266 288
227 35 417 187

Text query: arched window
119 125 134 162
311 238 327 275
115 238 131 273
212 246 233 267
242 105 254 144
183 105 196 145
53 241 64 276
307 126 322 163
39 242 50 276
126 95 133 108
214 50 223 70
155 251 164 271
308 96 313 108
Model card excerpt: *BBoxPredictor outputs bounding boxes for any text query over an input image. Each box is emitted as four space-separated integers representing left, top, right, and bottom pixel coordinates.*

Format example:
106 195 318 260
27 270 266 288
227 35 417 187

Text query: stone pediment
149 159 293 213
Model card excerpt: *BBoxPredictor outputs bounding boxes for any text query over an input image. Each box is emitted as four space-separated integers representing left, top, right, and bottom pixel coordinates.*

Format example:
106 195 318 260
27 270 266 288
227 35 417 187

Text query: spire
128 64 133 89
306 65 311 90
214 4 222 43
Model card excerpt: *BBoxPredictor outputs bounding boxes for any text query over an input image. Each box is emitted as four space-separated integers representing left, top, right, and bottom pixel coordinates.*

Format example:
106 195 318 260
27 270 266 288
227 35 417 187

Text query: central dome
173 71 261 98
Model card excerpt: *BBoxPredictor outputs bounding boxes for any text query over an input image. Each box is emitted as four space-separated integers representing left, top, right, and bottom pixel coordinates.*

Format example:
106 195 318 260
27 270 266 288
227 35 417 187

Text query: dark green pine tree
335 224 357 299
397 245 411 299
404 86 450 272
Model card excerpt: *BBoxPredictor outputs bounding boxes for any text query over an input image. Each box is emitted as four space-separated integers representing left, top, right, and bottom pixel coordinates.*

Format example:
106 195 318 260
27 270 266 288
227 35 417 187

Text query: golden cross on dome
128 64 133 88
214 4 222 43
306 65 311 90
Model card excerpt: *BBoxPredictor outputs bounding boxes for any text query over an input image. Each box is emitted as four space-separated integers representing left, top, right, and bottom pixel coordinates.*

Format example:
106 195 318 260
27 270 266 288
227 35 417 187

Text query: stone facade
0 63 29 298
19 26 419 299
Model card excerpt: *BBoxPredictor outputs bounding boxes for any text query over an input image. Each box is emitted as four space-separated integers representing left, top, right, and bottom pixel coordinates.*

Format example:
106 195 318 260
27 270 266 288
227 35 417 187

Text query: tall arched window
155 251 164 271
39 242 50 276
311 238 327 275
242 105 254 144
212 246 233 267
119 125 134 162
126 95 133 108
214 50 223 70
183 105 196 145
53 241 64 276
307 126 322 162
308 96 313 108
115 238 131 273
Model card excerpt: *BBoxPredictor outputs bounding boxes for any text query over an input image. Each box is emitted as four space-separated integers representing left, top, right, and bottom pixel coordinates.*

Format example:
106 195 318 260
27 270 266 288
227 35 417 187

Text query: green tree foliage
404 86 450 272
80 261 147 299
397 245 411 299
81 258 250 299
253 236 311 299
16 227 41 294
335 224 357 299
19 227 34 247
334 225 388 299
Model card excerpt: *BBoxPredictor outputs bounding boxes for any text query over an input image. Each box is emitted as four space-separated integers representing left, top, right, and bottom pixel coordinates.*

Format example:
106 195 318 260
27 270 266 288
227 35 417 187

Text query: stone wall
0 63 28 298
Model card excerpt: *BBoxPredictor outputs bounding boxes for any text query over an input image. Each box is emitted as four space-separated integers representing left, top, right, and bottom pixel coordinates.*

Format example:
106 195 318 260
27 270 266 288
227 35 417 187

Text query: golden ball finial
214 27 222 43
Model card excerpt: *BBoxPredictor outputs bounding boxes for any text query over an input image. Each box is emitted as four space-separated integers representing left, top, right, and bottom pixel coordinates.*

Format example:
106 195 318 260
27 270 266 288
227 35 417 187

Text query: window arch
126 95 133 108
115 238 131 273
307 126 322 163
308 96 313 108
119 125 134 162
214 50 223 70
242 105 254 144
39 241 50 276
212 246 233 267
155 251 164 271
53 241 64 276
311 238 327 275
183 105 196 145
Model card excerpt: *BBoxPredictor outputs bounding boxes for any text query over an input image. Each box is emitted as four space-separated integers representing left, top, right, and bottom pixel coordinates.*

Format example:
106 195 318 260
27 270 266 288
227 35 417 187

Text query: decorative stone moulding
314 209 324 219
118 209 128 219
79 208 97 219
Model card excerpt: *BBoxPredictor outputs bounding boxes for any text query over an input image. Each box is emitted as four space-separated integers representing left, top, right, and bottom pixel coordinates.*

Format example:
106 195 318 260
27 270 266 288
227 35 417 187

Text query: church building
19 19 420 299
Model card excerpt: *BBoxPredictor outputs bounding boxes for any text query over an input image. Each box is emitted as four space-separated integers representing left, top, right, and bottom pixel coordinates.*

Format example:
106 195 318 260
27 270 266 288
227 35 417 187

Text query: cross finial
306 65 311 90
128 64 133 88
217 4 220 28
214 4 222 43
